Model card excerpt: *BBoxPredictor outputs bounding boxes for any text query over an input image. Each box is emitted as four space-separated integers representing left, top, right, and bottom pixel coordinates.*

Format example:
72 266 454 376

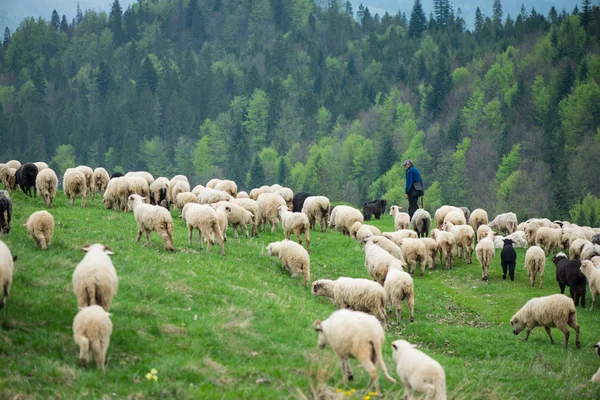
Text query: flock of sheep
2 159 600 397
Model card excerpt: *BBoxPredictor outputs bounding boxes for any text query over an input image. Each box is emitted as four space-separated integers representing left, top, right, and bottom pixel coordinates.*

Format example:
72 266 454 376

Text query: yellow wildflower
336 389 343 393
145 373 153 381
351 389 356 393
151 368 158 375
363 396 371 400
152 375 158 382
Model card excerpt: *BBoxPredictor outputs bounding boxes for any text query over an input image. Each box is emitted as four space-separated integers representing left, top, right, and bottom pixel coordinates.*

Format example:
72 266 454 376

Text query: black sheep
500 238 517 280
110 172 124 179
553 253 587 308
362 199 387 221
0 190 12 234
292 191 312 213
15 163 38 197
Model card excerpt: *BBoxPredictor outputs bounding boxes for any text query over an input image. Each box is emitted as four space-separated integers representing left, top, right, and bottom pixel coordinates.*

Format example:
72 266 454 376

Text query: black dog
500 238 517 280
362 199 387 221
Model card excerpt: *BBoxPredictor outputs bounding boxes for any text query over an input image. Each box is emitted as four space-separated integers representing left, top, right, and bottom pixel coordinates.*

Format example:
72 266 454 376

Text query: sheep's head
503 238 515 247
391 339 414 357
82 243 114 255
311 280 334 298
266 243 277 256
510 314 525 335
553 252 568 265
595 341 600 357
278 205 288 215
580 260 595 276
1 210 10 234
312 320 328 349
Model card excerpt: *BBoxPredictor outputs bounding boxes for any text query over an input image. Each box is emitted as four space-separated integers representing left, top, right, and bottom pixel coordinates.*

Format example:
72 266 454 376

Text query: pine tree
474 7 484 34
433 0 450 26
51 10 60 31
493 0 503 22
408 0 426 38
139 56 158 94
76 2 83 24
345 1 353 17
186 0 198 29
378 134 396 175
60 15 69 32
248 155 265 188
97 62 111 98
109 0 123 45
277 157 288 186
581 0 592 30
3 27 10 48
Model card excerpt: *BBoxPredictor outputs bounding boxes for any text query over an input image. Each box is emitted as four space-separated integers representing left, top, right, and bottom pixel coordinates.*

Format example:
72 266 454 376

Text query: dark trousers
408 196 419 219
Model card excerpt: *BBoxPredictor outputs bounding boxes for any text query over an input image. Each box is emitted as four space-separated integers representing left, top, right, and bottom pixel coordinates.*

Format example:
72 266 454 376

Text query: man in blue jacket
403 159 424 219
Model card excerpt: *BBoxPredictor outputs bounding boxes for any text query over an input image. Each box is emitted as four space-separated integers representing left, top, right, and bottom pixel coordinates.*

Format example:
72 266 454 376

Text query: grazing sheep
292 191 312 213
6 160 21 170
185 204 225 255
171 180 191 203
63 168 87 207
127 194 175 252
168 175 188 203
92 168 110 197
230 198 260 238
434 205 462 228
275 187 294 210
213 204 229 243
581 242 600 261
476 224 492 243
391 339 447 400
125 171 154 187
312 309 396 393
266 240 310 285
197 188 232 204
488 212 518 235
249 188 261 200
35 168 58 208
191 184 205 196
510 294 581 349
301 196 331 232
592 233 600 245
355 223 382 243
236 191 249 199
7 168 16 191
382 230 418 245
16 163 39 197
411 209 432 238
430 229 455 270
476 231 496 281
502 231 527 248
214 180 238 197
535 227 563 255
364 239 404 286
174 192 198 212
217 202 255 239
72 244 118 311
149 177 169 206
75 166 94 193
110 172 124 179
580 260 600 311
0 240 15 310
279 205 310 251
396 238 427 276
312 277 387 326
524 246 546 289
561 226 588 249
363 199 387 221
73 305 113 369
553 253 587 308
419 237 438 270
443 209 466 226
524 219 560 246
328 205 364 236
24 210 54 251
365 235 405 261
469 208 489 235
0 164 10 190
500 238 518 281
569 239 591 260
442 221 474 264
390 206 411 230
0 191 12 234
257 193 287 232
206 178 221 189
270 184 282 192
384 267 415 322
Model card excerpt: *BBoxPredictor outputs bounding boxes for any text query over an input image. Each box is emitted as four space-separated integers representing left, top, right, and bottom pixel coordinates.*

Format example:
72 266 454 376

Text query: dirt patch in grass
427 300 495 328
160 324 187 336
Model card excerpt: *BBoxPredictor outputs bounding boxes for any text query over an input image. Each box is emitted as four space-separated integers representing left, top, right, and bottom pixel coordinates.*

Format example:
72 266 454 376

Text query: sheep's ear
392 343 397 350
12 256 17 262
312 283 320 292
312 320 322 331
104 245 114 255
81 244 91 252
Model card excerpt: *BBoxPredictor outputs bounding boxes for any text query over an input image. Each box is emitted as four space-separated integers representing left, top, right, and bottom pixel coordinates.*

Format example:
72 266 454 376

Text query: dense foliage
1 0 600 221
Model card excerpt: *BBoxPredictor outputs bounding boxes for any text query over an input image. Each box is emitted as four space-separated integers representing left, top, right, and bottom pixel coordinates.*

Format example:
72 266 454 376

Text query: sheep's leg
524 328 533 342
81 195 86 208
243 224 249 239
77 335 90 367
90 338 106 370
197 230 203 249
591 290 597 311
568 311 581 349
544 327 555 345
581 290 586 309
407 293 415 322
559 284 566 294
467 246 473 264
143 231 151 247
395 299 403 322
539 272 543 289
339 356 351 383
357 348 379 394
36 233 47 251
136 229 143 243
188 225 194 247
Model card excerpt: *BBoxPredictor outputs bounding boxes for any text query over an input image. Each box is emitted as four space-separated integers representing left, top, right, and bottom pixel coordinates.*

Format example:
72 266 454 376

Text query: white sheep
257 193 286 232
33 161 48 171
443 209 466 226
419 237 438 270
396 238 427 276
364 239 404 286
35 168 58 208
580 260 600 311
6 160 21 170
510 294 580 349
125 171 154 187
328 205 364 236
197 187 232 204
442 221 474 264
411 209 432 238
434 205 462 228
63 168 87 207
75 165 94 193
217 202 255 239
569 238 590 259
270 183 282 191
391 339 447 400
476 224 492 243
524 218 559 246
430 229 455 270
561 226 588 249
301 196 330 232
230 198 260 238
274 187 294 210
355 223 382 243
0 240 15 310
214 179 238 197
73 305 113 369
171 180 191 203
191 184 205 196
102 177 121 210
72 243 118 311
581 242 600 261
279 205 310 251
0 164 11 190
592 256 600 267
149 177 169 205
24 210 54 251
92 167 110 197
313 309 396 393
206 178 221 189
384 267 415 322
168 175 188 202
236 191 249 199
127 194 175 252
488 212 518 235
504 231 527 248
390 205 410 230
364 235 405 261
311 277 387 326
523 246 546 289
469 208 489 234
7 168 16 191
185 204 225 255
476 231 496 281
266 239 310 285
535 227 563 254
382 229 418 245
174 192 198 212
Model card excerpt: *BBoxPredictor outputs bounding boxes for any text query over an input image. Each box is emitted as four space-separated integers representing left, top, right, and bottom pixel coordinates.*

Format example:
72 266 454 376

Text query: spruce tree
139 56 158 94
408 0 426 38
493 0 503 22
76 2 83 24
474 7 484 34
97 61 111 98
3 27 10 48
277 157 288 186
60 15 69 32
248 155 265 188
51 10 60 31
109 0 123 45
581 0 592 30
186 0 198 29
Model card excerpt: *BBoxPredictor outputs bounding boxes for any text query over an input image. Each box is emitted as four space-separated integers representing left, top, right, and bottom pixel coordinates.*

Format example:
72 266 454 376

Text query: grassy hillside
1 191 599 399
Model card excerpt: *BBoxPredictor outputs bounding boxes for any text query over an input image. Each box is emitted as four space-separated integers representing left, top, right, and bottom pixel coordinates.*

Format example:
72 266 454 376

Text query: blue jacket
405 165 423 195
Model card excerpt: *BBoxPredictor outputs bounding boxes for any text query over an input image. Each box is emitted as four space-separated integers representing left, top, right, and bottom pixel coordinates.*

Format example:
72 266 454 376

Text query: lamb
6 160 21 170
292 191 312 213
311 277 387 326
391 339 447 400
382 229 418 245
443 209 467 226
279 205 310 251
396 238 427 276
525 219 560 246
419 237 438 270
535 227 563 255
553 253 586 308
434 205 462 228
411 209 432 238
0 164 10 190
214 180 238 197
125 171 154 187
430 229 455 270
230 198 260 237
16 163 39 197
488 212 518 235
91 168 110 197
390 206 411 230
580 260 600 311
365 235 405 261
275 187 294 210
500 238 518 281
510 294 581 349
312 309 396 393
384 267 415 322
524 246 546 289
149 177 169 205
301 196 330 232
476 231 496 281
581 242 600 261
364 239 405 286
72 243 118 310
63 168 87 207
185 204 225 255
72 305 113 369
174 192 198 212
24 210 54 251
442 221 474 264
266 240 310 285
354 223 382 243
328 205 364 236
127 194 175 252
75 165 94 193
35 168 58 208
477 224 492 242
197 187 232 204
0 191 12 234
217 202 255 239
469 208 489 235
362 199 387 221
206 178 221 189
257 193 287 232
0 240 15 310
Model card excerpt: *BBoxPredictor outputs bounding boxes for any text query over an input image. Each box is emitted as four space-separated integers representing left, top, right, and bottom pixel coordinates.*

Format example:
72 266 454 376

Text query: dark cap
402 159 412 166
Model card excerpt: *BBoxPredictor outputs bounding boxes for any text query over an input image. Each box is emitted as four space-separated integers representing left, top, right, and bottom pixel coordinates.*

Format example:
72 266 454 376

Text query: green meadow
1 191 599 399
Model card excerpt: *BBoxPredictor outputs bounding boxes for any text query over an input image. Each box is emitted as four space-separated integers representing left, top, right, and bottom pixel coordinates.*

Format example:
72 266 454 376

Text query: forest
0 0 599 224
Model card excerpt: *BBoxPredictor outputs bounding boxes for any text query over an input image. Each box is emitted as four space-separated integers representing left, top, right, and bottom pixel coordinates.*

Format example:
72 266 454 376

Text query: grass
1 190 600 399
